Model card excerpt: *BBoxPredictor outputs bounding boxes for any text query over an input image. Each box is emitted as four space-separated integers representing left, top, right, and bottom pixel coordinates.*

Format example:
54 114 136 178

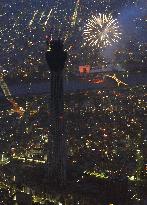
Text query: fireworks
0 1 145 72
29 10 39 27
83 13 122 49
71 0 80 27
44 9 53 26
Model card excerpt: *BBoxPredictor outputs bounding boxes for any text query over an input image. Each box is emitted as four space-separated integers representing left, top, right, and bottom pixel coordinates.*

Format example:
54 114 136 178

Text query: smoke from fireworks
83 13 122 49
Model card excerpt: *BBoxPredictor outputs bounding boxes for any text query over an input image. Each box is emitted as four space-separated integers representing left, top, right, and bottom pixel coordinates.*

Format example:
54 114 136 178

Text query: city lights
0 0 146 204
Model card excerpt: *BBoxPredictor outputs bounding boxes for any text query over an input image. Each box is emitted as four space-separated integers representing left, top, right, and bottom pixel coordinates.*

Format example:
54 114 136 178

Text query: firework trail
71 0 80 27
44 9 53 26
29 10 38 27
63 0 80 44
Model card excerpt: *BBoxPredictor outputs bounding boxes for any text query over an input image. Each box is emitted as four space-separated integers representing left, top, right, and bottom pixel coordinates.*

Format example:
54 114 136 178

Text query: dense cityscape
0 0 147 205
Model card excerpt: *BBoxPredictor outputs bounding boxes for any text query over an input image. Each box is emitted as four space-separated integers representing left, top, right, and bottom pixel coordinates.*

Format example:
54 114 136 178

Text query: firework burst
83 13 122 49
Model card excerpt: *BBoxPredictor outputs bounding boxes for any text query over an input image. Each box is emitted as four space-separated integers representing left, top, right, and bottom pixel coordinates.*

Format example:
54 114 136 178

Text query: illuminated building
0 72 146 204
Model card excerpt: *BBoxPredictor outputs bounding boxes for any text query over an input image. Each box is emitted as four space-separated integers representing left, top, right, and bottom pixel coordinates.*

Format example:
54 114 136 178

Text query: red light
90 79 104 84
79 65 90 73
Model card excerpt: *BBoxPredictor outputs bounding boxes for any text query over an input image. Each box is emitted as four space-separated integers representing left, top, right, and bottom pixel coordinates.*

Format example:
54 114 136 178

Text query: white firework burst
83 13 122 48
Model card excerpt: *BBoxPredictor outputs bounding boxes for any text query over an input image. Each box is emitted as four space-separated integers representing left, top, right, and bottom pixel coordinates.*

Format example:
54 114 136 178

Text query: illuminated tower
46 39 67 186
